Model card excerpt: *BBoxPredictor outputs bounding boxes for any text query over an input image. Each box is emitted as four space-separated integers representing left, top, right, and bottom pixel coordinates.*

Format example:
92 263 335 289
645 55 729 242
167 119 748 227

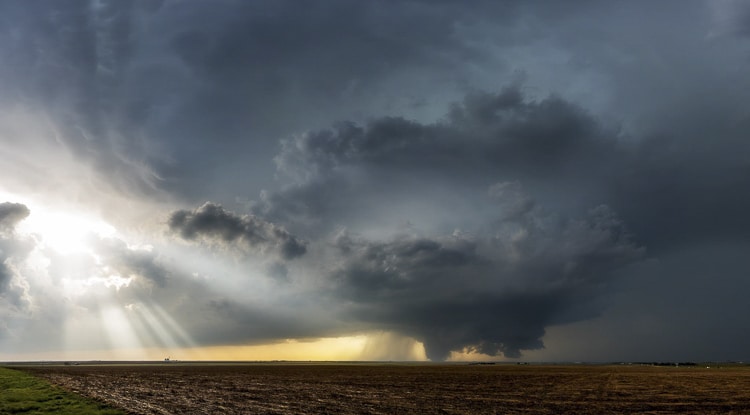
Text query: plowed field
15 363 750 414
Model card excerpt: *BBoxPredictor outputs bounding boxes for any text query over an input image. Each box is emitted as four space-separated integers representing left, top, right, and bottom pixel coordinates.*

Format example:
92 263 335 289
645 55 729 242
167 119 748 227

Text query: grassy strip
0 367 125 414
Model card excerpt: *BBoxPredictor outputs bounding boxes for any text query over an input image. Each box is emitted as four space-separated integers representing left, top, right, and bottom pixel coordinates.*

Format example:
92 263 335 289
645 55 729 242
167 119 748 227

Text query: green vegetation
0 367 124 414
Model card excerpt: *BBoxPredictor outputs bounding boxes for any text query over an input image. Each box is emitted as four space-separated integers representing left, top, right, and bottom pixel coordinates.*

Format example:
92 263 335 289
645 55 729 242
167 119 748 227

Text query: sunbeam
98 303 143 359
150 303 199 349
128 302 180 350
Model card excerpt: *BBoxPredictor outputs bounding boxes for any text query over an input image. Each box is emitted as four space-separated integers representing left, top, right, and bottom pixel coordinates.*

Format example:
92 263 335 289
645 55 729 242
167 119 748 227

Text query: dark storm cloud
169 202 306 260
330 196 643 360
257 86 618 230
2 0 749 362
264 80 750 251
255 76 750 359
247 88 640 359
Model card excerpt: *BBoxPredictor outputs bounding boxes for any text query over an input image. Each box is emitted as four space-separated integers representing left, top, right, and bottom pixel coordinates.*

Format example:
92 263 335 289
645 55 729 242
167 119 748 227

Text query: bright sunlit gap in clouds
16 204 117 256
4 193 129 298
0 190 205 360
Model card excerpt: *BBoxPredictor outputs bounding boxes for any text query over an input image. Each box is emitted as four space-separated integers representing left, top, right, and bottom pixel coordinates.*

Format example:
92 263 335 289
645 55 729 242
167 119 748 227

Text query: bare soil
16 363 750 414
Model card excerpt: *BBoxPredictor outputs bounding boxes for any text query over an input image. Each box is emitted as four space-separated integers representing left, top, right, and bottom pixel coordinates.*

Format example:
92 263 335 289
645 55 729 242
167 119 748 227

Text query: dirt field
14 363 750 414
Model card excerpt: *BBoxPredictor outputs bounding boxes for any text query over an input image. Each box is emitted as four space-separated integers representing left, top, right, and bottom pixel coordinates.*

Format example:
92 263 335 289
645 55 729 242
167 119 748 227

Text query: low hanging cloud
329 188 644 361
245 86 664 360
168 202 307 260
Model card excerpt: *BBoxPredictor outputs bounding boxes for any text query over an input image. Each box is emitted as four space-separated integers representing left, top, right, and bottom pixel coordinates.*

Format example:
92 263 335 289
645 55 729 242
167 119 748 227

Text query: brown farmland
14 363 750 414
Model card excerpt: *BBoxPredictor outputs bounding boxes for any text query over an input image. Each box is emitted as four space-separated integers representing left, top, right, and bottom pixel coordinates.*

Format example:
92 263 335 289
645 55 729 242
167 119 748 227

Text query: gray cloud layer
258 87 618 227
2 1 750 361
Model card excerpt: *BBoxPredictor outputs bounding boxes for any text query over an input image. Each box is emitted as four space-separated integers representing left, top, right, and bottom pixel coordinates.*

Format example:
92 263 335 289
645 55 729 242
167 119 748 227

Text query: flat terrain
12 363 750 414
0 366 124 415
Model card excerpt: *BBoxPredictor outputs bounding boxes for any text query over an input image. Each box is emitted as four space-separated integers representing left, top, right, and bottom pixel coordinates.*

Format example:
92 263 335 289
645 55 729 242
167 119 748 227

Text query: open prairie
14 363 750 414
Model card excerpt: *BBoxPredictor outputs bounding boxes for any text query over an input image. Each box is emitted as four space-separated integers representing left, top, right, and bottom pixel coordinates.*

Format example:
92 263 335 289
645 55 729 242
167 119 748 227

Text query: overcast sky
1 0 749 362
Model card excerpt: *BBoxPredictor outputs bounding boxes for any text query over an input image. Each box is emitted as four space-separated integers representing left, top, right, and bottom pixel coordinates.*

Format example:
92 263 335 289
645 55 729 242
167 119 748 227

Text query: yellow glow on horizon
4 334 432 362
445 347 511 362
177 337 372 361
